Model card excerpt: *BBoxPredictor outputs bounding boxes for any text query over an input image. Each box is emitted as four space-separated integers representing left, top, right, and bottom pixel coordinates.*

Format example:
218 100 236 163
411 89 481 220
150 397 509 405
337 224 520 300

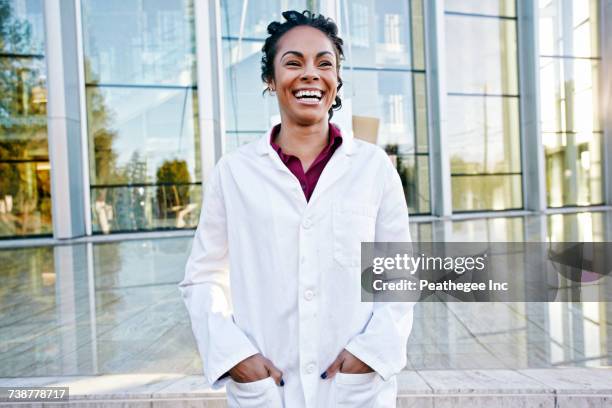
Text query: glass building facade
0 0 51 238
0 0 609 239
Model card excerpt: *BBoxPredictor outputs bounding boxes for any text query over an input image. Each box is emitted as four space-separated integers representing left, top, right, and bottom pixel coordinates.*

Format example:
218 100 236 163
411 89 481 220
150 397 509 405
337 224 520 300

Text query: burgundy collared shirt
270 123 343 201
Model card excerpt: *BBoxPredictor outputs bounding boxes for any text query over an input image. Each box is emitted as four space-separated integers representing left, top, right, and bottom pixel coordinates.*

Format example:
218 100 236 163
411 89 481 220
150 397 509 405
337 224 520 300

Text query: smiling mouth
292 89 324 105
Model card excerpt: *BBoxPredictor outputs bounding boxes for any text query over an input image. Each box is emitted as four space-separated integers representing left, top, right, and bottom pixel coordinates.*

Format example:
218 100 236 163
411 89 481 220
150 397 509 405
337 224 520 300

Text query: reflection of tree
385 144 423 213
156 159 191 219
0 2 50 236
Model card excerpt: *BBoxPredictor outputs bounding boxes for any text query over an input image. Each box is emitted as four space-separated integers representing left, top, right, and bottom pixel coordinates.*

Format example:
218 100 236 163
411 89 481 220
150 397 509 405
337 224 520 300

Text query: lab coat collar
256 122 354 157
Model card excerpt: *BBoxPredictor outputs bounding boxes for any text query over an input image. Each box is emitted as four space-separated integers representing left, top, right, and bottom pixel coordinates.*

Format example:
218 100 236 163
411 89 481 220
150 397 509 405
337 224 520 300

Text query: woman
178 10 414 408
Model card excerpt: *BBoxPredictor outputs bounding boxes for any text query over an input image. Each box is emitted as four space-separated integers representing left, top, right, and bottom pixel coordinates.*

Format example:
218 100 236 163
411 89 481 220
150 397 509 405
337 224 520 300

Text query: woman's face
269 26 339 126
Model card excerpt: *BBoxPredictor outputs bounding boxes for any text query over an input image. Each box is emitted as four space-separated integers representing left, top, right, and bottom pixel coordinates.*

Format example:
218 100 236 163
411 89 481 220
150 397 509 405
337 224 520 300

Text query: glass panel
220 0 307 39
340 0 412 69
538 0 599 58
222 39 279 131
0 1 50 237
543 132 603 207
347 70 415 147
452 174 522 211
87 86 200 186
388 152 430 214
445 15 518 95
0 161 52 237
447 95 521 174
81 0 197 85
83 0 200 234
91 184 202 233
0 0 45 55
445 0 516 17
225 131 265 153
539 57 601 134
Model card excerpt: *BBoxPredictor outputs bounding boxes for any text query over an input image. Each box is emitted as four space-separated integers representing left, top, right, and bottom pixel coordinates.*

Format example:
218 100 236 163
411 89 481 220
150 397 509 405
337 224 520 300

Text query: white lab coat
178 123 414 408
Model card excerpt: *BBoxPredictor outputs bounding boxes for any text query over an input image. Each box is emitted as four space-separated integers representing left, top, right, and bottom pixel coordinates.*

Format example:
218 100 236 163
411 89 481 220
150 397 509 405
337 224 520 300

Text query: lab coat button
304 289 314 301
305 363 316 374
302 218 312 229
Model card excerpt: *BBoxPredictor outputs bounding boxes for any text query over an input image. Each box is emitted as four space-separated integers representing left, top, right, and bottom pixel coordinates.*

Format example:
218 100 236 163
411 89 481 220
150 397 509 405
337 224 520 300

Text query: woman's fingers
320 351 345 379
263 357 285 386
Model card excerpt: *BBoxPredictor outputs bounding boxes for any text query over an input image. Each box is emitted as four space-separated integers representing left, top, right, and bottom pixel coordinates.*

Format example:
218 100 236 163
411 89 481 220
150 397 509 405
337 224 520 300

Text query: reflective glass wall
539 0 603 207
340 0 430 214
0 0 51 238
81 0 202 233
220 0 307 151
444 0 523 212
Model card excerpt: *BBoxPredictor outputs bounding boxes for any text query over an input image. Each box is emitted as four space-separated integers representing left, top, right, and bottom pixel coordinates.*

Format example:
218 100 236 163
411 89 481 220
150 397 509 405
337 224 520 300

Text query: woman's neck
276 120 329 171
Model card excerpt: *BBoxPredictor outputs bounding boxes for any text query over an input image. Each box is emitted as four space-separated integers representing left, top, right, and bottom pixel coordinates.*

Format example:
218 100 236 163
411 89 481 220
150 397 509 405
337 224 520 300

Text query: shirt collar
258 122 352 156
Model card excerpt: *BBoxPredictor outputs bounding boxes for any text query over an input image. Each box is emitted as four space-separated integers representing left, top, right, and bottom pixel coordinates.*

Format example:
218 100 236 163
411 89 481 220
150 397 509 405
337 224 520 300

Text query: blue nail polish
280 379 285 386
320 372 327 379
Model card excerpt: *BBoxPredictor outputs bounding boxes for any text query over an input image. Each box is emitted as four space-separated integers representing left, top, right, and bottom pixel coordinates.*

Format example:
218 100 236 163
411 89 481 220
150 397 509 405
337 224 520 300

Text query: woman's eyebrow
281 50 334 59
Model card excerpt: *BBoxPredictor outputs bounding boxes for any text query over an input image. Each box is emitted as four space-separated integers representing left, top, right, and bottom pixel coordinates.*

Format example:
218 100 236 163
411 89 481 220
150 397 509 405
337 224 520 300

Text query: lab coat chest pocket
332 203 377 268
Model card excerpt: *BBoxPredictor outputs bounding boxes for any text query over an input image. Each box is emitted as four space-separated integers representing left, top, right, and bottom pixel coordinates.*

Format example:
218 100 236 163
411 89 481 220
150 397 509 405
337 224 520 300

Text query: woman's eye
286 61 300 66
320 61 333 67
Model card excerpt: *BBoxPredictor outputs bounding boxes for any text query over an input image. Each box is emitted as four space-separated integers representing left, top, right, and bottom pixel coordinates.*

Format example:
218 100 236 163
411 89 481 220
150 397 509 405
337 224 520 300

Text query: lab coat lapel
256 123 355 207
307 124 354 206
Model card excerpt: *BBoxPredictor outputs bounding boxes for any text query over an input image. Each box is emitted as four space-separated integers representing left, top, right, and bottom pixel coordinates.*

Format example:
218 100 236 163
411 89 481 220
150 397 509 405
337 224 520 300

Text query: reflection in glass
451 216 524 241
447 95 521 174
91 184 201 233
444 6 522 212
539 58 600 134
452 174 522 211
543 133 603 207
81 0 196 85
341 0 430 214
346 70 415 147
445 0 516 17
539 1 603 207
221 0 306 39
222 40 279 133
538 0 599 58
0 0 51 237
445 15 518 95
86 87 200 185
340 0 413 68
82 0 201 233
220 0 308 141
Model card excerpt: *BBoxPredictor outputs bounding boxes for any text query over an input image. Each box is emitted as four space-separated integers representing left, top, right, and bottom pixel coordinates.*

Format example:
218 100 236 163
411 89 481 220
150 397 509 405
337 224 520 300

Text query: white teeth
295 90 322 98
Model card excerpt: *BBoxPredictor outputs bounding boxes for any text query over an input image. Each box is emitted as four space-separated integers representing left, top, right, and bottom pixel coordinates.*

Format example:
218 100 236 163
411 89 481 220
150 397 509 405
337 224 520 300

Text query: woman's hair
261 10 344 121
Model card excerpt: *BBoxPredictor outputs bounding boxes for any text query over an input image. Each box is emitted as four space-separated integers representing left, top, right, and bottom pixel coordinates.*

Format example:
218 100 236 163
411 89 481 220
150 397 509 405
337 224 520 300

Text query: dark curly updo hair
261 10 344 121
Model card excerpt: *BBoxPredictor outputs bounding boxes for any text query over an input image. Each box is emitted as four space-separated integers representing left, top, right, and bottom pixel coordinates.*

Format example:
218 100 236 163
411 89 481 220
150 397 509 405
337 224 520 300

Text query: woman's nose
301 64 319 80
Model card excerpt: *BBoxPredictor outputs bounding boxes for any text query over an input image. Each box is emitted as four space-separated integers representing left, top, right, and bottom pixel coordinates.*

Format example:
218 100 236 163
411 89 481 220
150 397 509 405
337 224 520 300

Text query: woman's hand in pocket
228 353 284 386
321 349 374 379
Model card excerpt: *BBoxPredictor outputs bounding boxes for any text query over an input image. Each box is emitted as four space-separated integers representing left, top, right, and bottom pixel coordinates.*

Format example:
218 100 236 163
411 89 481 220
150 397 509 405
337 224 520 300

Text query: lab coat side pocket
226 376 283 408
332 371 390 407
332 203 377 268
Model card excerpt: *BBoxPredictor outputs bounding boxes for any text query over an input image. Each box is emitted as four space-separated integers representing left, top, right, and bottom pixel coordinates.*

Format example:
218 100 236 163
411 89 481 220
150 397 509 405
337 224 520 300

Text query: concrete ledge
0 369 610 407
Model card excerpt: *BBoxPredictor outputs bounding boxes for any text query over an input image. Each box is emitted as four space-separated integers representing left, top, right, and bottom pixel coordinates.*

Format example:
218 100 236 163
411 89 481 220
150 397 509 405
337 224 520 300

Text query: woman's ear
266 80 276 93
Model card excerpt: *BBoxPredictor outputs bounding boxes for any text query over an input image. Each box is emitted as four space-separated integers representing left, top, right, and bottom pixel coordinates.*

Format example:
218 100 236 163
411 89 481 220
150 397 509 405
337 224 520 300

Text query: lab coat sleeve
178 163 260 389
344 153 415 381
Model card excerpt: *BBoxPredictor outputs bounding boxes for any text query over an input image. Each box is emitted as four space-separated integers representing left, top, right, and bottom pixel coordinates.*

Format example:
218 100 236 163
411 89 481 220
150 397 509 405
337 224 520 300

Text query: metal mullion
443 11 517 20
517 0 546 212
75 0 92 236
194 0 225 180
424 0 451 217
